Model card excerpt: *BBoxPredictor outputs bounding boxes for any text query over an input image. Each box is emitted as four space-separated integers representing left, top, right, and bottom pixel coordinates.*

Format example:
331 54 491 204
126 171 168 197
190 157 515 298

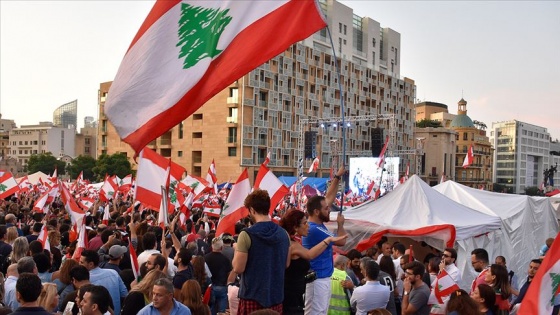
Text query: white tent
327 175 502 289
434 180 559 289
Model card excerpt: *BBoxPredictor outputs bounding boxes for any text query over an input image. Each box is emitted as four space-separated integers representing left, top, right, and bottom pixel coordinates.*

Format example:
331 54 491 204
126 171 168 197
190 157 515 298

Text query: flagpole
326 26 346 208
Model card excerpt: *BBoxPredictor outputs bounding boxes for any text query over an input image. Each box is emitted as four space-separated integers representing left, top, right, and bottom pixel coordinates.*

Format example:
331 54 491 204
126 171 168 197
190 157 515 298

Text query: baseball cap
109 245 127 259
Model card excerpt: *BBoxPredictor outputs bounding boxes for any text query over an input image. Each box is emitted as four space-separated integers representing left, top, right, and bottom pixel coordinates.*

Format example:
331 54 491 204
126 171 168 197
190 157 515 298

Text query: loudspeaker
371 127 384 157
304 131 317 159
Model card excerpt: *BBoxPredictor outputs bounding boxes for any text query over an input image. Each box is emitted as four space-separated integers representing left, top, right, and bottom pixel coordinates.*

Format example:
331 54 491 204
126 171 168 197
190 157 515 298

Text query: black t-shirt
121 291 147 315
172 264 194 290
204 252 232 286
10 307 51 315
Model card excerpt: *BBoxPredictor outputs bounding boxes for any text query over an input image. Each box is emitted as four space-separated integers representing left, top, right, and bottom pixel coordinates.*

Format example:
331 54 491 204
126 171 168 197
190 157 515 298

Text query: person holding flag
302 166 348 314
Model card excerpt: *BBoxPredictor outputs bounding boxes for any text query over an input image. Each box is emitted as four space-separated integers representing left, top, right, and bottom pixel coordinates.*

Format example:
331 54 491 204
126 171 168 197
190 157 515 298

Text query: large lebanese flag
59 182 86 229
254 164 289 215
135 147 170 210
216 169 251 236
104 0 326 154
0 172 20 199
462 144 474 168
519 232 560 314
99 175 118 201
181 174 210 199
206 159 218 194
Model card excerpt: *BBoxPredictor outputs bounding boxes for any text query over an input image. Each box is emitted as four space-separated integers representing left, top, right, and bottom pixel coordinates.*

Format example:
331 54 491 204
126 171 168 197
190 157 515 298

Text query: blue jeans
212 285 228 315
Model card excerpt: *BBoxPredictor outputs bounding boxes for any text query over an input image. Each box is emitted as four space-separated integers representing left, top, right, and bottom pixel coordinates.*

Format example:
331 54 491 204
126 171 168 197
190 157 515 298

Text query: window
193 113 203 120
178 151 183 157
343 24 347 35
178 122 184 139
463 132 468 140
339 23 342 33
228 147 237 156
192 132 202 138
228 127 237 143
372 38 376 47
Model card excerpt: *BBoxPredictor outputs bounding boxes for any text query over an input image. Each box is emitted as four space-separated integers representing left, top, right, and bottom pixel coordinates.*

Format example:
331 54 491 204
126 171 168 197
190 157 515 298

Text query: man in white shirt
429 248 462 314
136 232 177 277
350 260 390 315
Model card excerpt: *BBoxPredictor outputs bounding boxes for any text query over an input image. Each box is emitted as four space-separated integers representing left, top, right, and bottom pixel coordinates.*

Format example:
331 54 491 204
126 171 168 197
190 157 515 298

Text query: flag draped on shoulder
104 0 327 154
519 232 560 314
462 144 474 168
216 169 251 236
254 164 289 215
135 147 170 210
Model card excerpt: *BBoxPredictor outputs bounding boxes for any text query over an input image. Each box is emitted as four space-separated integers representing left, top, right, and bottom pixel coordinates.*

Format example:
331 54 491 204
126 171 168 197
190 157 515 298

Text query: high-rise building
84 116 96 128
490 120 559 193
97 0 417 181
53 100 78 129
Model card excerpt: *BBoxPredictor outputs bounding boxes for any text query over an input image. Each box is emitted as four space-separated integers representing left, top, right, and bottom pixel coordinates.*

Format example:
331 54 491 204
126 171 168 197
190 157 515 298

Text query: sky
1 1 559 139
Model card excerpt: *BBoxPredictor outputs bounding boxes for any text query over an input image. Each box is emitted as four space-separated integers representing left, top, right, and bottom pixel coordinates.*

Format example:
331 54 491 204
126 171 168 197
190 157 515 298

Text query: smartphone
63 301 75 315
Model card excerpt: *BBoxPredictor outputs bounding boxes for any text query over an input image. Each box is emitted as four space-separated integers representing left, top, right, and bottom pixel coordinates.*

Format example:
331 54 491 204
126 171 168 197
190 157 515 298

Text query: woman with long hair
279 209 346 314
52 259 79 310
471 284 496 315
485 264 511 314
192 255 211 296
121 269 167 315
10 236 29 263
5 227 18 246
38 283 59 313
180 280 211 315
445 289 480 315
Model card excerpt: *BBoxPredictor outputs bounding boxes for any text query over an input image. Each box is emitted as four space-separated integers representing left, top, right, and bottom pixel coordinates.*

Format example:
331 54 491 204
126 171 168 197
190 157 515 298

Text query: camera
304 270 317 283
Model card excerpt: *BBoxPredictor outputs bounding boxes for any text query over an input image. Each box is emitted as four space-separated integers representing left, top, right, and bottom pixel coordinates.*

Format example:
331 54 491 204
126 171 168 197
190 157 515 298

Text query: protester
471 284 497 315
233 189 290 314
204 237 232 315
470 248 490 294
510 258 541 308
37 282 58 313
11 273 51 315
401 261 430 315
303 166 348 314
328 255 353 315
350 259 390 315
121 269 167 315
137 278 192 315
484 264 511 314
79 285 112 315
445 289 480 315
179 280 211 315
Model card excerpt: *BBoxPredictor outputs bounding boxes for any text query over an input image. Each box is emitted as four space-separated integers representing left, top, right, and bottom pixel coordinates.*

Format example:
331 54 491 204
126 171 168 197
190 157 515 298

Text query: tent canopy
328 175 502 253
434 180 559 290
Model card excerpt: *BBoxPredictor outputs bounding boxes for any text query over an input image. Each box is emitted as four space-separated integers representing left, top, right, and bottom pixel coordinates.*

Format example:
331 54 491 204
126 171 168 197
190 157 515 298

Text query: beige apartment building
75 125 97 158
415 99 493 189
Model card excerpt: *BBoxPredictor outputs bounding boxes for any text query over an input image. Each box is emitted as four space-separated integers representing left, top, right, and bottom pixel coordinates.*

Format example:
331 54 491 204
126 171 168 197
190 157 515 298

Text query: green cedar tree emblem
190 182 199 190
550 272 560 306
0 184 6 192
176 3 232 69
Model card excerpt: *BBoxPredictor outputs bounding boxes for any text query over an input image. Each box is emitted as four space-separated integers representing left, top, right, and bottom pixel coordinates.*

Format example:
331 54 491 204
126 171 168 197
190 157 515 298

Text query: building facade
450 99 493 190
97 0 417 181
8 122 76 167
490 120 559 193
53 100 78 129
414 127 457 186
75 126 97 158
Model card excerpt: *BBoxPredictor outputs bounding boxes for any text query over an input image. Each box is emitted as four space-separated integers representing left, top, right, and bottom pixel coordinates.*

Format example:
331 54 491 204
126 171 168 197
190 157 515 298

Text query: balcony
226 116 238 124
227 96 239 105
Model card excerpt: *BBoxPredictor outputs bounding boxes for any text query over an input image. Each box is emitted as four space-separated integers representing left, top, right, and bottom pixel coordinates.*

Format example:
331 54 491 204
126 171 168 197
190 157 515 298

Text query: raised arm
325 166 346 206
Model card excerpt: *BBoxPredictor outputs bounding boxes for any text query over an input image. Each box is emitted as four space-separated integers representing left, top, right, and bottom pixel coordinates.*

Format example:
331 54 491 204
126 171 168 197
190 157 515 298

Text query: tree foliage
416 119 442 128
67 155 97 181
92 153 132 181
524 186 542 196
26 153 66 175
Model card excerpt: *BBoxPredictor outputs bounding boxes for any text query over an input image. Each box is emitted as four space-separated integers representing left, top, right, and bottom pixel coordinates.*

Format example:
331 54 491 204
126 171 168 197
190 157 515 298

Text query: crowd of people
0 165 557 315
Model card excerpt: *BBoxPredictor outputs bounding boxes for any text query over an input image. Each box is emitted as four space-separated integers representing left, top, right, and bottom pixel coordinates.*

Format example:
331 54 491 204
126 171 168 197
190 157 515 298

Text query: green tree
92 153 132 181
524 186 541 196
67 155 97 181
416 119 442 128
26 153 66 175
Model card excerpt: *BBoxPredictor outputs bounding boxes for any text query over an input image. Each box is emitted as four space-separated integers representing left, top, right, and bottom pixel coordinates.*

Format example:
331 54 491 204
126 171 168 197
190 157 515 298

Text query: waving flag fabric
376 135 390 168
254 164 289 215
38 225 51 252
181 174 210 199
59 181 86 229
308 157 319 173
206 159 218 194
462 144 474 168
0 172 20 199
216 169 250 236
519 232 560 314
104 0 327 154
135 147 170 210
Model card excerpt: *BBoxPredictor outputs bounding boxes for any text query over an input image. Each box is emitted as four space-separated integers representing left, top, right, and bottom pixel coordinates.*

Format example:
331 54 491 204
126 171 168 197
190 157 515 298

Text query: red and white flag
308 157 320 173
37 225 50 252
254 164 289 215
79 197 95 212
0 172 20 199
72 220 88 260
428 269 460 306
99 175 118 202
462 144 474 168
377 135 390 168
118 174 133 193
59 181 86 229
135 147 170 210
129 238 140 281
17 176 32 193
216 169 251 236
263 151 271 167
49 167 58 183
181 174 210 199
518 232 560 315
104 0 326 154
102 205 111 225
33 192 51 214
206 159 218 195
